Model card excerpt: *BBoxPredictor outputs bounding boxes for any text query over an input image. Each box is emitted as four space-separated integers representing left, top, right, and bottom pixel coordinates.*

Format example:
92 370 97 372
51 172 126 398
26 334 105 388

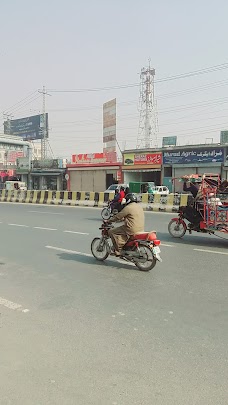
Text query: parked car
4 181 27 191
104 184 128 194
153 186 170 195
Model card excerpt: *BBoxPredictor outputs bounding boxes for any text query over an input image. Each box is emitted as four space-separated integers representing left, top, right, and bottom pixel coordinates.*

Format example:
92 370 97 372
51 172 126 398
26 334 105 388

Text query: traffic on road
0 203 227 405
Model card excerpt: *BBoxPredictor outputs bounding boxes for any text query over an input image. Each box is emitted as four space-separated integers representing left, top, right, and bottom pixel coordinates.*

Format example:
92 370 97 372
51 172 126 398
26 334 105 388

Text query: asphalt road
0 203 227 405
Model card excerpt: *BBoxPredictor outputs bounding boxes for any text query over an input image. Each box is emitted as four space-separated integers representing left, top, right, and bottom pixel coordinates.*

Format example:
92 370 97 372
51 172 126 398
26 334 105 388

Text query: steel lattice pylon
137 63 158 149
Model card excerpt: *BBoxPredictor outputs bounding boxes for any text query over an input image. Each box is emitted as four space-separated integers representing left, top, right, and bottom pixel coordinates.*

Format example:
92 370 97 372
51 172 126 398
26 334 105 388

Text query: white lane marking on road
194 248 228 256
45 246 138 268
34 227 57 231
8 223 29 228
0 297 29 313
161 243 174 247
29 210 64 215
64 230 89 235
46 245 92 257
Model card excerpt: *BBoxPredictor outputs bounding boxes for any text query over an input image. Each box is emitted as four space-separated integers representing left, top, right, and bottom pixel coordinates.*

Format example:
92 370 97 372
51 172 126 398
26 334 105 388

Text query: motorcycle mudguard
171 218 187 228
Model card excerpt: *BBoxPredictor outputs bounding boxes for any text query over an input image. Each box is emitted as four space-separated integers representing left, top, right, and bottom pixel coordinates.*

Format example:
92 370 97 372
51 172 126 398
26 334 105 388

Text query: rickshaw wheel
168 219 186 238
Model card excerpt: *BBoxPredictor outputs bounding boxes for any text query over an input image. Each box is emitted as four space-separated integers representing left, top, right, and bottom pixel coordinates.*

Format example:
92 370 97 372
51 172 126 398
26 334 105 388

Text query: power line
9 95 42 116
50 119 228 137
7 75 228 118
155 63 228 83
46 63 228 93
3 90 38 114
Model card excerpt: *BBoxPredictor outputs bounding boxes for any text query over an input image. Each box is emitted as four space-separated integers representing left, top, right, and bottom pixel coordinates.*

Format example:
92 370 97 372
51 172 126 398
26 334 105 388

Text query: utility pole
3 113 13 135
136 61 158 149
41 85 47 160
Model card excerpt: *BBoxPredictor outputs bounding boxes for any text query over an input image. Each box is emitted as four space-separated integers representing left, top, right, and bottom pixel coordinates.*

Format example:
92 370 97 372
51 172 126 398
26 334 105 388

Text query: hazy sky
1 0 228 158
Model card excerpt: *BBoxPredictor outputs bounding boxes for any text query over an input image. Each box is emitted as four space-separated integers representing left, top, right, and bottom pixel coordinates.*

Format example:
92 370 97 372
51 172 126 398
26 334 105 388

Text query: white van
4 181 27 191
153 186 170 195
104 184 128 194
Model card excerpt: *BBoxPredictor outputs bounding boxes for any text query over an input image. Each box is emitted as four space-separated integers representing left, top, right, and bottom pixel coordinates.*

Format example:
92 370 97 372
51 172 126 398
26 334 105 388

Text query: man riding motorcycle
107 193 144 256
110 186 126 212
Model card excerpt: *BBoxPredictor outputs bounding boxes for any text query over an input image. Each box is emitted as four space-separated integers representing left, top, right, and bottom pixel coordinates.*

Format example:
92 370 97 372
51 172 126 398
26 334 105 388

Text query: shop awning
31 172 63 176
122 169 161 173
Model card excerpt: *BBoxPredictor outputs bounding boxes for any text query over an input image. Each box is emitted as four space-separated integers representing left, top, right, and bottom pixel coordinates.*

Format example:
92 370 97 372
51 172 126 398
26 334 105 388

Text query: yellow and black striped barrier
0 189 193 212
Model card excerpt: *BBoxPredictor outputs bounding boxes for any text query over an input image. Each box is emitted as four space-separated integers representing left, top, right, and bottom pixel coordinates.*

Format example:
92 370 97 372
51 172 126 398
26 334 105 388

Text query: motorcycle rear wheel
91 237 110 261
134 244 156 272
101 207 111 220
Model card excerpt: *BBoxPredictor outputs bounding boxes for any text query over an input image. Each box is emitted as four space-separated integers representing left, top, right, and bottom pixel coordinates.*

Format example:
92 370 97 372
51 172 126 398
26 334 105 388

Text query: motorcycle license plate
152 246 160 254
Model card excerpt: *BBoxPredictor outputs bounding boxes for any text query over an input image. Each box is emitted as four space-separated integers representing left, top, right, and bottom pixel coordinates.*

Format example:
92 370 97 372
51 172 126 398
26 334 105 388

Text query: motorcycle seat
130 231 157 241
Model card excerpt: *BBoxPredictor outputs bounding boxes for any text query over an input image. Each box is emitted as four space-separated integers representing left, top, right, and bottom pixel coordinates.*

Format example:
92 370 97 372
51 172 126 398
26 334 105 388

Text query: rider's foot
110 246 122 257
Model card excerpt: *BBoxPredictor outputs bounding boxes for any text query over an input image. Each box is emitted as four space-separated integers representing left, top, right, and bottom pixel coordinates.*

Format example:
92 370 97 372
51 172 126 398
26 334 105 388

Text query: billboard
103 99 117 162
4 113 48 140
163 147 224 164
16 157 30 172
72 153 107 165
162 136 177 147
123 152 162 166
33 159 58 169
220 131 228 144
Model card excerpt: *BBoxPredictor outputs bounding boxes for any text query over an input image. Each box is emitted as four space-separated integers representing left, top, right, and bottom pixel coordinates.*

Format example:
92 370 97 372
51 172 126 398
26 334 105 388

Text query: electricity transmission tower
136 62 158 149
39 86 53 159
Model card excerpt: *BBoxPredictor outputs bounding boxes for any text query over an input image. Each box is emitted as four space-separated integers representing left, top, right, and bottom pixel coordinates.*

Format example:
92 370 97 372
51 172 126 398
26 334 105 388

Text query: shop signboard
225 149 228 166
16 157 30 171
163 147 224 164
32 159 59 169
72 153 107 165
7 151 24 164
123 152 162 166
162 136 177 147
220 131 228 144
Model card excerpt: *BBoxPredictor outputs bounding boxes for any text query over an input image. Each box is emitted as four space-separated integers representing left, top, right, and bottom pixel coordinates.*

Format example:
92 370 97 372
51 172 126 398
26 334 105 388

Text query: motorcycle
91 221 162 272
101 199 126 220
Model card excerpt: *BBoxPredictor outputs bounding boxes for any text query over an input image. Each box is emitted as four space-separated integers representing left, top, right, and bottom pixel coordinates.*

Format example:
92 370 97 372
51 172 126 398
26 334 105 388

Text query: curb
0 190 192 213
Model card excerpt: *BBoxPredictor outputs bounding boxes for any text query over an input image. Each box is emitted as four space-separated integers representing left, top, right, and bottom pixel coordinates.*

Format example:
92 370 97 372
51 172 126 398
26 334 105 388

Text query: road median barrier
0 190 191 212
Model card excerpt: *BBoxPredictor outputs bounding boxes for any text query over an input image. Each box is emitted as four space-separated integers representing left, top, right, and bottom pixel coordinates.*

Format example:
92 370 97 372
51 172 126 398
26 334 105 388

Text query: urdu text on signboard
4 114 48 141
123 152 162 166
163 148 224 164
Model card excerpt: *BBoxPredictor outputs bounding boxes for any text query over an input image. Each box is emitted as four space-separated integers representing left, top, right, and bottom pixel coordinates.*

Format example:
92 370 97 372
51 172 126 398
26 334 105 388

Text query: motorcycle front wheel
134 244 156 272
168 219 186 238
91 238 110 261
101 207 111 220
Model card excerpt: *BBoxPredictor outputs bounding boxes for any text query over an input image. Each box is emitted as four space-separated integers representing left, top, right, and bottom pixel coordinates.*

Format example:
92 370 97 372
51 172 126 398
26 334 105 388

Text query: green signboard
162 136 177 147
220 131 228 144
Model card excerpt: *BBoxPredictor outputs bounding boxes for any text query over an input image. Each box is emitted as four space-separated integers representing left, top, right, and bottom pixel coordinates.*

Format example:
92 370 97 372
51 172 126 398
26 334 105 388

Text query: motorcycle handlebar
99 221 114 230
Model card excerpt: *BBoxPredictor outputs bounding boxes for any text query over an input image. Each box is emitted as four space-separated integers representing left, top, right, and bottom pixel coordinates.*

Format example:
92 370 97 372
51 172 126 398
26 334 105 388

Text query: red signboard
7 151 24 164
72 153 107 164
134 153 162 165
72 151 117 165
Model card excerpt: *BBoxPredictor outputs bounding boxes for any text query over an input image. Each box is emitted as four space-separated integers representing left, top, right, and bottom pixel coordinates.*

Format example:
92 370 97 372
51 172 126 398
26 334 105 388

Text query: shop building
16 158 67 190
123 144 227 193
162 144 226 192
66 162 122 192
66 153 122 192
0 134 31 170
122 151 162 185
